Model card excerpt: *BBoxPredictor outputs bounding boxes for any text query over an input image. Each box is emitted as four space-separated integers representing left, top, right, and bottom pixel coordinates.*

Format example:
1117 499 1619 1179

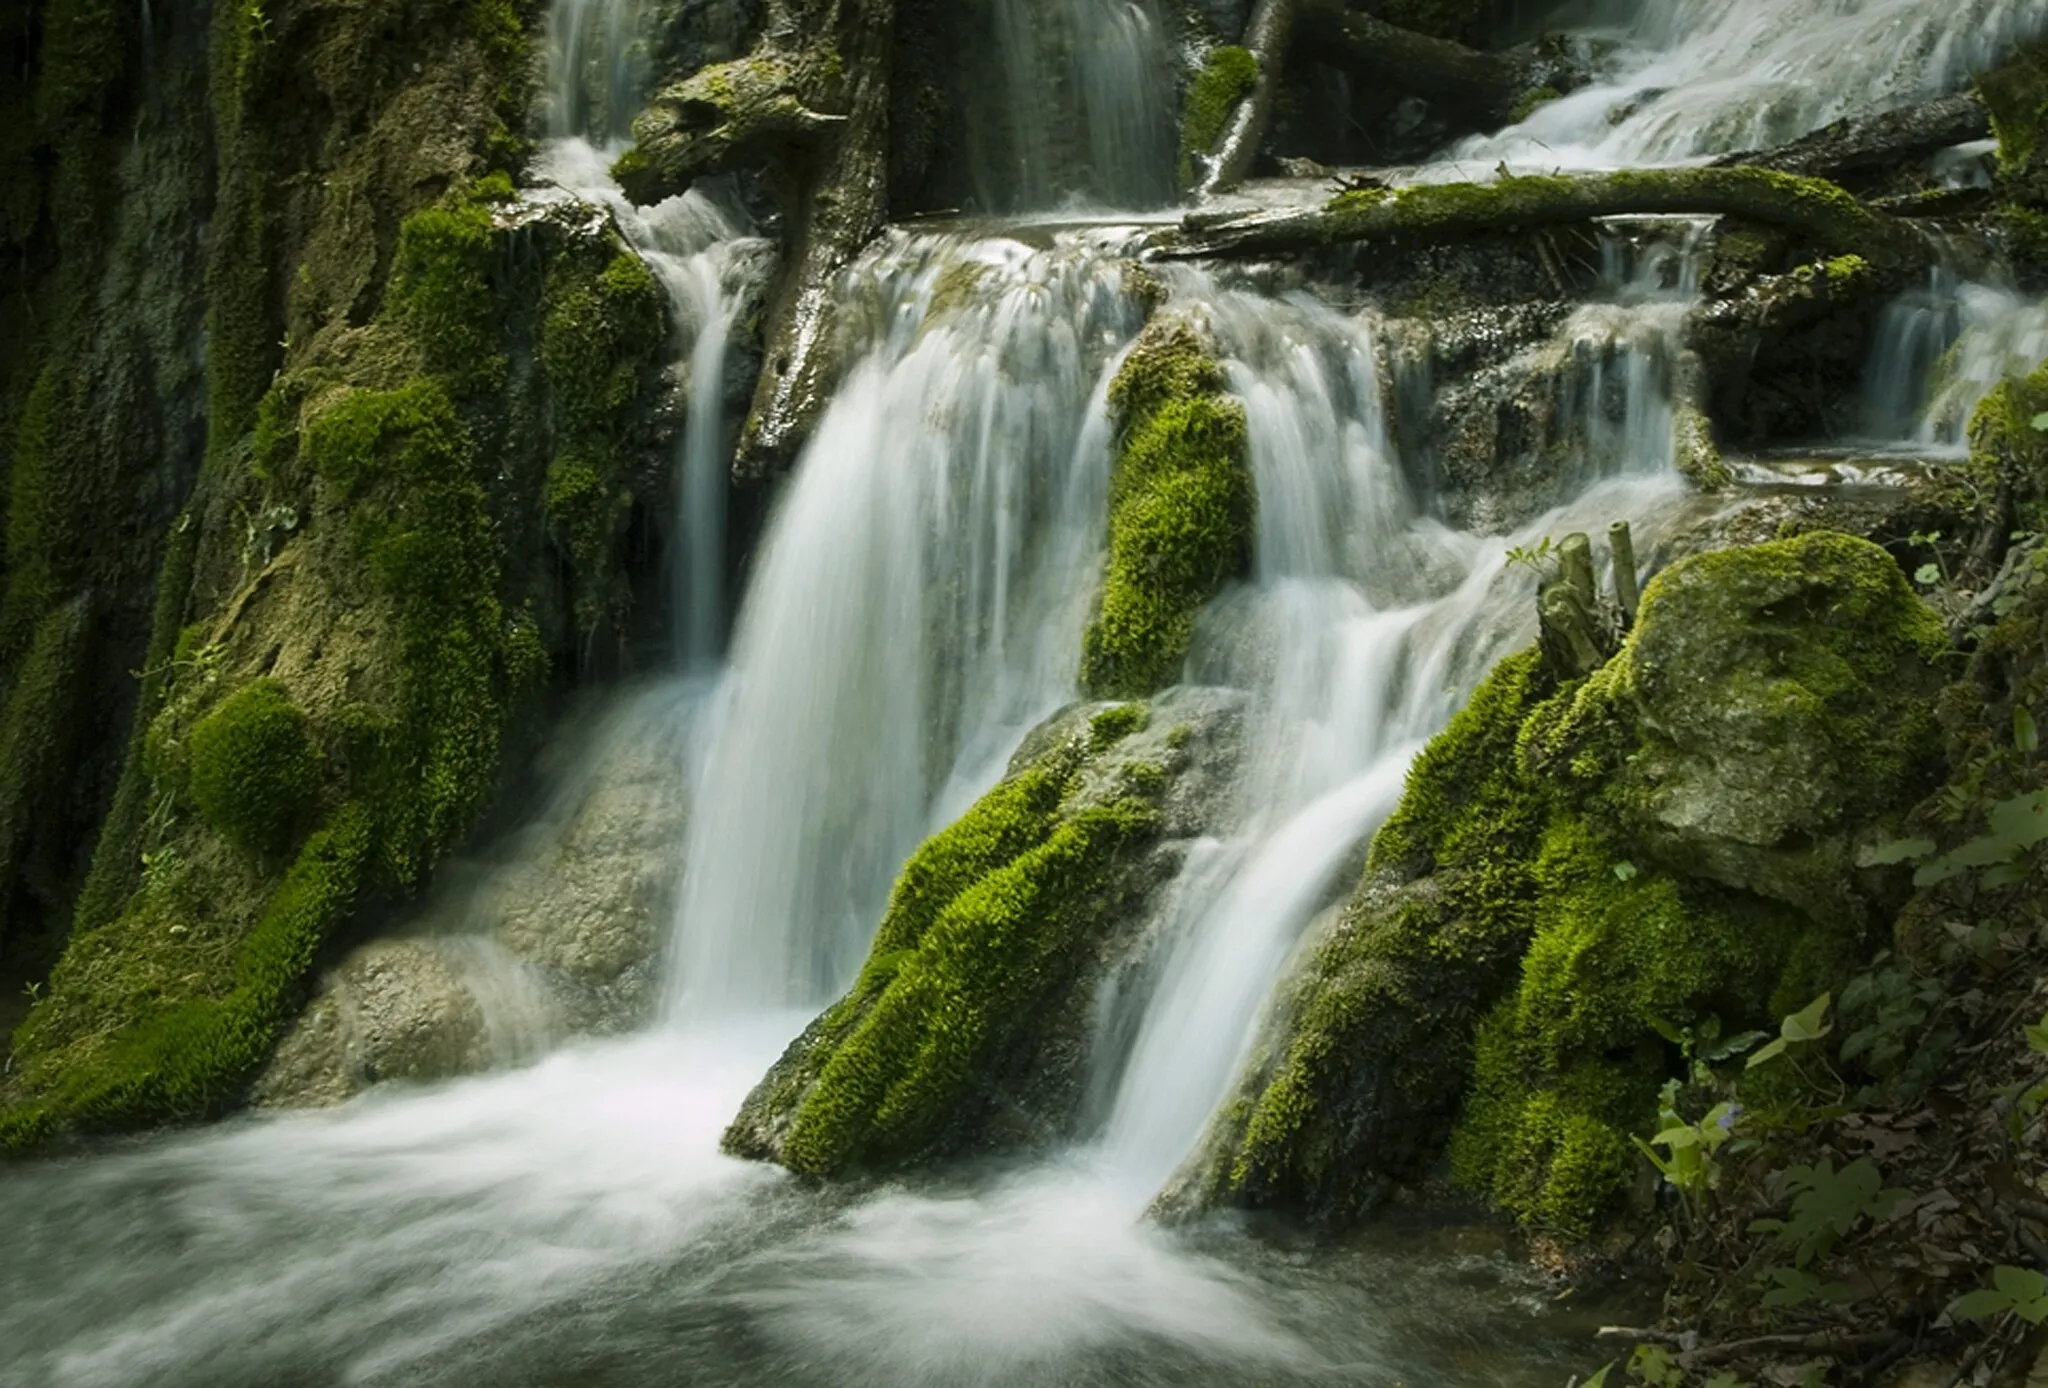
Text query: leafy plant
1950 1265 2048 1324
1746 993 1833 1072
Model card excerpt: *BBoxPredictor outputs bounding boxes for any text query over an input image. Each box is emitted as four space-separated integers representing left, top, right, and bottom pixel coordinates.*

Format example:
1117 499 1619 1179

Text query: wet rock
1172 532 1948 1233
255 941 491 1107
724 686 1247 1175
257 687 690 1107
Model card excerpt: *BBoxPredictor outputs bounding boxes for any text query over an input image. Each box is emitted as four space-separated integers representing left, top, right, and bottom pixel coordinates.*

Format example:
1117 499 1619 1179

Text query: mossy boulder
1080 316 1255 700
1173 532 1947 1236
1539 529 1948 923
186 679 323 858
725 687 1245 1177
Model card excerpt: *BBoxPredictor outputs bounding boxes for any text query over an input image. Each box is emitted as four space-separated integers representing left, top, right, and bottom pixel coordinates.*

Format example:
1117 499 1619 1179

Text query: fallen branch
1713 92 1990 188
1151 166 1929 268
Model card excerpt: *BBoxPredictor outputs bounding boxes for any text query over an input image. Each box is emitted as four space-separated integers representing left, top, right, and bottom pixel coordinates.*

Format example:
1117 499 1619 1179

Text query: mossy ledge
1178 46 1258 191
1079 315 1255 700
1169 532 1947 1237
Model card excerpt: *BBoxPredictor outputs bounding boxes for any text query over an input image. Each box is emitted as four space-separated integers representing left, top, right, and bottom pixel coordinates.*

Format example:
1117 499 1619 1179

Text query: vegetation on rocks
1182 533 1947 1240
726 691 1242 1176
0 0 675 1146
1080 317 1255 700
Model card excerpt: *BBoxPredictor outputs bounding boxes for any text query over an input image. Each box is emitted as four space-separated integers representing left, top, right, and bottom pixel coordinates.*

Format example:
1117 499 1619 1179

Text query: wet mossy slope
0 0 677 1148
726 691 1246 1176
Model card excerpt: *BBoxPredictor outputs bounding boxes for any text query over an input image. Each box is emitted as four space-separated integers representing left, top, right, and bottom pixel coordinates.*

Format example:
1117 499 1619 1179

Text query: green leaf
1613 860 1638 882
1580 1363 1615 1388
1983 861 2030 889
1747 1036 1789 1069
1858 837 1935 867
1996 1265 2048 1301
2019 707 2040 755
1951 1287 2015 1321
1916 563 1942 587
1989 790 2048 851
1782 993 1833 1043
1701 1375 1745 1388
1652 1125 1701 1150
2026 1013 2048 1055
2030 411 2048 432
1703 1029 1769 1062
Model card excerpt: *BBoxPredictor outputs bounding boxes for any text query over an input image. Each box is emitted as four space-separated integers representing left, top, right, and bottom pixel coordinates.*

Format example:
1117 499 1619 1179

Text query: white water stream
3 0 2044 1383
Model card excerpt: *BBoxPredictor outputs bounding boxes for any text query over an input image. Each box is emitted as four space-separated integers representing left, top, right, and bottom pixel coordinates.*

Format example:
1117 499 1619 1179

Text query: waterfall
1090 238 1708 1187
1450 0 2048 175
665 232 1144 1017
977 0 1176 210
1863 271 2048 450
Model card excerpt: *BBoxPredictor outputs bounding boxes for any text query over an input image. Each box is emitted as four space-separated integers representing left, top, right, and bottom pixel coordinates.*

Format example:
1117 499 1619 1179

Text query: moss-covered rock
1539 529 1948 923
1175 532 1947 1236
1179 45 1258 190
1 159 678 1147
725 687 1245 1177
186 679 323 858
1080 316 1255 700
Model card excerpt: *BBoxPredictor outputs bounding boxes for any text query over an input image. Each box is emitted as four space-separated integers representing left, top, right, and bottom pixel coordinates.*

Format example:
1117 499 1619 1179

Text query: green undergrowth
1079 319 1253 699
1178 46 1257 189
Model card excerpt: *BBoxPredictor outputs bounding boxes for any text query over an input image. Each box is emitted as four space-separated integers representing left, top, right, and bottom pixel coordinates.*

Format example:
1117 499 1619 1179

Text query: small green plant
1749 1156 1911 1306
1507 536 1560 577
1950 1265 2048 1324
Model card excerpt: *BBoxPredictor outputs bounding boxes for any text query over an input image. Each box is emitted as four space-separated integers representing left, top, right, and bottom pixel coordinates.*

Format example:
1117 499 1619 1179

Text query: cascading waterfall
1864 270 2048 449
1450 0 2048 175
11 0 2048 1381
667 232 1142 1016
978 0 1176 209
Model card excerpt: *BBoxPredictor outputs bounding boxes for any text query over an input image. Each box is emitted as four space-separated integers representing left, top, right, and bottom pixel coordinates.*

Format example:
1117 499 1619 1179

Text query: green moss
1 804 372 1143
1371 647 1552 878
539 248 668 632
1449 818 1815 1235
301 378 513 881
1981 44 2048 206
777 794 1159 1176
1508 87 1561 125
1080 321 1254 699
1089 702 1151 749
186 679 322 858
1178 46 1258 190
389 198 507 398
1318 167 1903 263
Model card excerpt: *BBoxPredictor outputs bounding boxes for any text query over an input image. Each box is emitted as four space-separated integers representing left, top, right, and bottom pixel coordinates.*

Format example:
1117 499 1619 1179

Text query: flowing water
4 0 2044 1384
1449 0 2048 178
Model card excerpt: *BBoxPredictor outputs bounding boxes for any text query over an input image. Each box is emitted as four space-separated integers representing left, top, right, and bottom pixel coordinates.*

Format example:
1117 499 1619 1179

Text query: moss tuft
1450 819 1818 1235
1080 320 1254 699
778 793 1158 1176
1178 46 1258 190
186 679 323 858
1089 702 1151 749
